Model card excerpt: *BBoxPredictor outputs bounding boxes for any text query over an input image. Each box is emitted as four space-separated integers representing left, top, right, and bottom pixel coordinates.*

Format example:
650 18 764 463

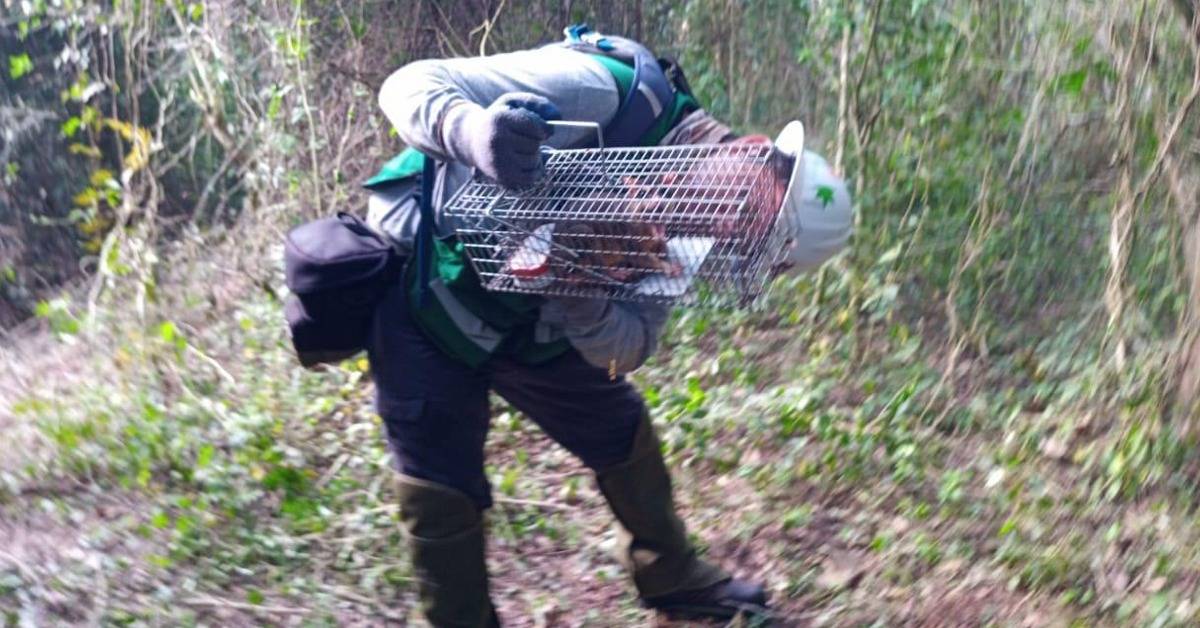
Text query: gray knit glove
552 296 610 328
442 92 561 189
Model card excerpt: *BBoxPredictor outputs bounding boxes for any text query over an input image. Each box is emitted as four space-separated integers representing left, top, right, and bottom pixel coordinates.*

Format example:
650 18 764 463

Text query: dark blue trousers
367 282 646 509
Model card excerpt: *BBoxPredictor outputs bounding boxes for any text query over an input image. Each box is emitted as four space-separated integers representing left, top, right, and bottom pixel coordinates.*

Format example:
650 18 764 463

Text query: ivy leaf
1052 68 1088 96
8 54 33 80
158 321 177 343
62 116 82 138
816 185 836 208
150 511 170 529
196 443 215 469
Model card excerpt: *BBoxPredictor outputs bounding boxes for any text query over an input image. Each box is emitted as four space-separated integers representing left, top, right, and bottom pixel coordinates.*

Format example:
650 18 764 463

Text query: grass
3 252 1200 627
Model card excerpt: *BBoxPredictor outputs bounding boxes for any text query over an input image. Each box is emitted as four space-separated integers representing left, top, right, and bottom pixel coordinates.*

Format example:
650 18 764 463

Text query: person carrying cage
358 25 852 626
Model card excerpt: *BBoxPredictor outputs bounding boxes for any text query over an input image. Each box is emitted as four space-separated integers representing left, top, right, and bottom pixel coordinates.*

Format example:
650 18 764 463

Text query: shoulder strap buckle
564 23 591 41
581 32 615 51
564 23 614 51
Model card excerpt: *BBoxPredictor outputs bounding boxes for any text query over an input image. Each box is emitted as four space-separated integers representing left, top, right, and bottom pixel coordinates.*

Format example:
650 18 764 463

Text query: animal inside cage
442 121 806 305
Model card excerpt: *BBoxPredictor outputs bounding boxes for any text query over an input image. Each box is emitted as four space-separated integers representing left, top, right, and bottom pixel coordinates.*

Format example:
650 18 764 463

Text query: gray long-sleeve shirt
372 47 671 373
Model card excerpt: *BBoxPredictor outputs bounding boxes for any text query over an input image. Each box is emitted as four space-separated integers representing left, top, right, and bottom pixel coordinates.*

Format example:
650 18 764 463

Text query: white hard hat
772 122 853 273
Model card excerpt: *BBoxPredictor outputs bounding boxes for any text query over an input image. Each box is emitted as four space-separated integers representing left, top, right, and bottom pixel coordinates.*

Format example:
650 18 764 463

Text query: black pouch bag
284 212 402 368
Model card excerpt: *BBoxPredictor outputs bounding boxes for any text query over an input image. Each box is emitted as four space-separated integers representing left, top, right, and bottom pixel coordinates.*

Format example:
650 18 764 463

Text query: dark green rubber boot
396 475 500 627
595 417 770 620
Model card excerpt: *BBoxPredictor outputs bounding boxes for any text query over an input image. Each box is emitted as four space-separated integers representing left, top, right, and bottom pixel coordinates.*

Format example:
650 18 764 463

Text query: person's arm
378 48 620 163
371 48 621 241
541 298 671 374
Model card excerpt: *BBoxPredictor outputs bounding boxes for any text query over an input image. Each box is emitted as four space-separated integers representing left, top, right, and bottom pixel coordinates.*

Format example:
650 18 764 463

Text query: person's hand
447 92 561 189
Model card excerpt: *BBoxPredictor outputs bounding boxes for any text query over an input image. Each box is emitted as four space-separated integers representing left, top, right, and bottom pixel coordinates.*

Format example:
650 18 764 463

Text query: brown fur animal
555 175 680 283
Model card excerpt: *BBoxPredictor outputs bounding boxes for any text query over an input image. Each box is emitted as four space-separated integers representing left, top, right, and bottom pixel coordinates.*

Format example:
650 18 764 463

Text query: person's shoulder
489 45 607 66
421 46 607 78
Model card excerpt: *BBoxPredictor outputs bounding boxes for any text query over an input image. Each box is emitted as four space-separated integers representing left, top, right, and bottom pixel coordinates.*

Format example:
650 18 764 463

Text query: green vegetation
3 0 1200 625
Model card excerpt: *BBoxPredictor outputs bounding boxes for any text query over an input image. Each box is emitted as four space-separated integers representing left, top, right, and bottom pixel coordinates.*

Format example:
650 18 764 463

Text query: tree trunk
1178 213 1200 421
1171 0 1200 422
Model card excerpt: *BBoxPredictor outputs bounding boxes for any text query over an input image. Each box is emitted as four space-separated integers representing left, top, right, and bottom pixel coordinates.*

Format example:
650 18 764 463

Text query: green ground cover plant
4 0 1200 625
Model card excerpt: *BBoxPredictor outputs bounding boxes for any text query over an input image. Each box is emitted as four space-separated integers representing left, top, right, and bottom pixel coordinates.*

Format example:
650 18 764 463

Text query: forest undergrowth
4 1 1200 626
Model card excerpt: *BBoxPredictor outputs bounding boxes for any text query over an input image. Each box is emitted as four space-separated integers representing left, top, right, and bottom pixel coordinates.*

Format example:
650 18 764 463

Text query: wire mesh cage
443 121 805 305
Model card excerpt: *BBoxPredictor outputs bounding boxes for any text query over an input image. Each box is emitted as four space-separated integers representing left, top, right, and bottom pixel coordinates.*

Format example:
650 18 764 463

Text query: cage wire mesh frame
443 120 806 306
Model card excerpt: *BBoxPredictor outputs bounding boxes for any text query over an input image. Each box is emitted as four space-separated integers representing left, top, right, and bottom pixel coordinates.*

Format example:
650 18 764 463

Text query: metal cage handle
546 119 605 151
544 120 617 184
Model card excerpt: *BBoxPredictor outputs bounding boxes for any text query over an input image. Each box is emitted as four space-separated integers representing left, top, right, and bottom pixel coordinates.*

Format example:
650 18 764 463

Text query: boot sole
648 602 773 624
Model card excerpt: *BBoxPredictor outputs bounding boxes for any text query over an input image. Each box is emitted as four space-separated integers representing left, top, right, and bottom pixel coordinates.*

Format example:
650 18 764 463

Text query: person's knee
565 407 646 471
592 411 657 472
395 474 482 537
396 465 493 511
376 395 493 509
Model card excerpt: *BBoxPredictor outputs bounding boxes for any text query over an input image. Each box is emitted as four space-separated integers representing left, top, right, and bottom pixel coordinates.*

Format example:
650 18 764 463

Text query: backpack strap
558 24 682 147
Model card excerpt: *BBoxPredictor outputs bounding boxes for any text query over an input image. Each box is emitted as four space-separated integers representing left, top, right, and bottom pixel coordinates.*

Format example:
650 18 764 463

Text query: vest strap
416 155 437 308
428 277 505 353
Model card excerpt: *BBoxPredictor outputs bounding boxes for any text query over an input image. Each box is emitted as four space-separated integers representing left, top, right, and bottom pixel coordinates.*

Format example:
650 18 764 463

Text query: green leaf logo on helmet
816 185 835 208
